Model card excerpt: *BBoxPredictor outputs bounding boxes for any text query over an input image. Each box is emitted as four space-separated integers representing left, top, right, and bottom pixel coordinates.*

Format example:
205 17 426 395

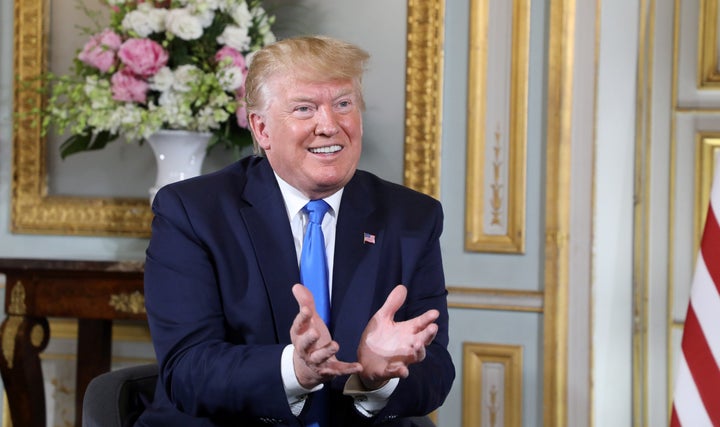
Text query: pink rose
118 38 169 77
236 104 248 128
236 86 248 128
111 70 148 103
215 46 247 70
78 29 122 73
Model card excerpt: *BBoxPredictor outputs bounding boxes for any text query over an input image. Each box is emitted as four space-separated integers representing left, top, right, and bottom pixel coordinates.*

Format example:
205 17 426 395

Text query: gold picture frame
12 0 444 236
698 0 720 87
695 134 720 250
403 0 445 199
465 0 529 253
463 342 523 427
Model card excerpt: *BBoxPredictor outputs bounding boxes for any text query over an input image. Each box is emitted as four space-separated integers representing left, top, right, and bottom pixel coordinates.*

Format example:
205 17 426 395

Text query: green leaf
59 130 119 159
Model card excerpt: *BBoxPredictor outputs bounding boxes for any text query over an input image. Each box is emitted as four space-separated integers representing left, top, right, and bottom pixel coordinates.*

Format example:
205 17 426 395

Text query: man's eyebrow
287 91 356 104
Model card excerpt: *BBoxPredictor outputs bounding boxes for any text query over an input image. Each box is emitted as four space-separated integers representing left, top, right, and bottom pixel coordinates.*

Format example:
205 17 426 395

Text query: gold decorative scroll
463 342 522 427
465 0 529 253
403 0 445 199
698 0 720 87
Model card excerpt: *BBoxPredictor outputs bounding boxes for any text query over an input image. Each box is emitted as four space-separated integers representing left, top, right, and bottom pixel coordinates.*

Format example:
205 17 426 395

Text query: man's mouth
309 145 342 154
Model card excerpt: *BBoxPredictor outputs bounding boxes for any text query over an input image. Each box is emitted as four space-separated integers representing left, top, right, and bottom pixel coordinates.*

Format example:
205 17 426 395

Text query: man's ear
249 112 270 150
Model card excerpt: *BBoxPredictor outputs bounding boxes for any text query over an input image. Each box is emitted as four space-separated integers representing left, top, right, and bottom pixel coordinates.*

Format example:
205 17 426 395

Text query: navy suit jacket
136 156 454 426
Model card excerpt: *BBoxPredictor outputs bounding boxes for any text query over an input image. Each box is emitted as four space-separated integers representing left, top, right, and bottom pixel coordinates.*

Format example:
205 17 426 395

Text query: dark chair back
82 363 437 427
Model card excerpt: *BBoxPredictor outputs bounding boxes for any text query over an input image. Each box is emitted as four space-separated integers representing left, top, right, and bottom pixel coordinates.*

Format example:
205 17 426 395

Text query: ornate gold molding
544 0 575 425
446 286 544 313
12 0 156 236
403 0 444 199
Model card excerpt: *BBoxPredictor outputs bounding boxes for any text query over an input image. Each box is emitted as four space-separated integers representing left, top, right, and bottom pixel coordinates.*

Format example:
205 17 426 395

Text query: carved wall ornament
30 324 45 349
8 281 26 316
109 291 147 314
2 316 23 369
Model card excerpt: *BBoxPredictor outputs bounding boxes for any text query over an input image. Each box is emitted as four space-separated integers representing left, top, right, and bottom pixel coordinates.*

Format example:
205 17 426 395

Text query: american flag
363 232 375 244
670 164 720 426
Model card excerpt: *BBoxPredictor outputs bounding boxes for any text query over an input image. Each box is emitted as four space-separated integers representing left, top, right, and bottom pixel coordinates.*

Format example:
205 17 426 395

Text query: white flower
229 2 252 29
217 66 245 91
188 0 222 14
149 67 174 92
217 25 251 52
165 8 204 40
158 90 178 108
122 4 166 37
263 31 276 46
195 107 220 131
173 65 200 92
208 91 232 108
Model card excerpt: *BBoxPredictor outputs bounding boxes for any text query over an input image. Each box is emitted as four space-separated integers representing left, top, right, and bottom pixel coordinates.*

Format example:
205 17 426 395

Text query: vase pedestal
147 130 211 205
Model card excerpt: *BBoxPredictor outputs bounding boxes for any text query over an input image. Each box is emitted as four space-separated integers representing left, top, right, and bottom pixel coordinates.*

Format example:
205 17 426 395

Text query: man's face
249 75 363 200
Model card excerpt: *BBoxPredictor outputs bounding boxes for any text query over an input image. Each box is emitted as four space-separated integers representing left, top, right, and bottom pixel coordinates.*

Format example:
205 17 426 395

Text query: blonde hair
245 35 370 116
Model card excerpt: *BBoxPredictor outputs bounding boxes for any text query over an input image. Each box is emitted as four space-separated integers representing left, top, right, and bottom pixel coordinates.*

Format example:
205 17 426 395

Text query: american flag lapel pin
363 232 376 244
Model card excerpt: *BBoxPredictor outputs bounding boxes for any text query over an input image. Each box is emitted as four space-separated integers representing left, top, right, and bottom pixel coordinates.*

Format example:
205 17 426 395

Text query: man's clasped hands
290 284 440 391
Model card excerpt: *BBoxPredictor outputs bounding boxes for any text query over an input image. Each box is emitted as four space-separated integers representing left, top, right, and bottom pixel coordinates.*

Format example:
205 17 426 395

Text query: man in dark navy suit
137 35 454 426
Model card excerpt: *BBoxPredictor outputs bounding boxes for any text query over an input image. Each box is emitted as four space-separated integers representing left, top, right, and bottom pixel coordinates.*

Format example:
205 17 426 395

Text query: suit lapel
238 160 299 344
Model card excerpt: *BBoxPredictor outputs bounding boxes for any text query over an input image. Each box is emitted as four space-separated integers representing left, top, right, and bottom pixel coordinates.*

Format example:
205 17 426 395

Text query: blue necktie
300 199 330 427
300 200 331 323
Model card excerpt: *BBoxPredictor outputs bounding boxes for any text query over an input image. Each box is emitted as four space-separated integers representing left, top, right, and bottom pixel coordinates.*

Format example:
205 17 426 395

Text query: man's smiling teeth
309 145 342 154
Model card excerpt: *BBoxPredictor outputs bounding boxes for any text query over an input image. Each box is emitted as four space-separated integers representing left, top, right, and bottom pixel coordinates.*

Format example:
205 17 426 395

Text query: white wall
593 0 639 425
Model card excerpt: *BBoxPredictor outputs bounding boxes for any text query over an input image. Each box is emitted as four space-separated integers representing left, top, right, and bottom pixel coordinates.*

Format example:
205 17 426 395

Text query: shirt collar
274 173 343 221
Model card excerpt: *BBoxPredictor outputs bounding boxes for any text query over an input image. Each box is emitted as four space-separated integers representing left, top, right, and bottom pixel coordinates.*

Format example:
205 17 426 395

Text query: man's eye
338 100 351 108
295 106 311 112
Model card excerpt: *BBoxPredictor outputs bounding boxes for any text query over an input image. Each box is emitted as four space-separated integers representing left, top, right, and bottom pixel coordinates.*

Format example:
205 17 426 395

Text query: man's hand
357 285 439 390
290 284 362 389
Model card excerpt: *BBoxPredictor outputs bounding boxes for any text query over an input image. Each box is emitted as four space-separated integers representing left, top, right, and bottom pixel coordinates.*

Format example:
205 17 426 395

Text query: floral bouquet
42 0 275 158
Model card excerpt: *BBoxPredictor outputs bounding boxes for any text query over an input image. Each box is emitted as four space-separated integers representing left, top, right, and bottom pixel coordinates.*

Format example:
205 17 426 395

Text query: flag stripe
681 305 720 424
689 255 720 368
670 406 680 427
672 163 720 426
701 206 720 291
672 351 713 426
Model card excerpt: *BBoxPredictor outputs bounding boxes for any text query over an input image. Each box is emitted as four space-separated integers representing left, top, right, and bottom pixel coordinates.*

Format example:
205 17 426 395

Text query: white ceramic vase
147 129 212 205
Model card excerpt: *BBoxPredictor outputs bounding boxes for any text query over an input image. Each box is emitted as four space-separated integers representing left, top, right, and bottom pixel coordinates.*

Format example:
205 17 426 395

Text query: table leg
75 319 112 427
0 314 50 427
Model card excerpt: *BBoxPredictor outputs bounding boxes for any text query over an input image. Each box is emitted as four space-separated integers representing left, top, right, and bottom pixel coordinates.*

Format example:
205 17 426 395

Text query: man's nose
314 106 340 136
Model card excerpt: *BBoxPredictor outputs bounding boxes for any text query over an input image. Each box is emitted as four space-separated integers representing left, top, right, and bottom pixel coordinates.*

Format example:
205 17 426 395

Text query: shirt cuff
343 374 399 417
281 344 323 416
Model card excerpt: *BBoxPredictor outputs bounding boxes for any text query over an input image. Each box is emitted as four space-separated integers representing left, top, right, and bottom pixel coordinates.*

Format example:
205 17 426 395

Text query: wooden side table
0 259 146 427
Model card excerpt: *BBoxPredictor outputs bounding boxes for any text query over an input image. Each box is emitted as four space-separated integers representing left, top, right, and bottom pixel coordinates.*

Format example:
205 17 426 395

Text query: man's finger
290 305 313 336
421 323 439 346
406 309 440 333
292 283 316 311
304 340 340 364
321 359 363 377
375 285 407 319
